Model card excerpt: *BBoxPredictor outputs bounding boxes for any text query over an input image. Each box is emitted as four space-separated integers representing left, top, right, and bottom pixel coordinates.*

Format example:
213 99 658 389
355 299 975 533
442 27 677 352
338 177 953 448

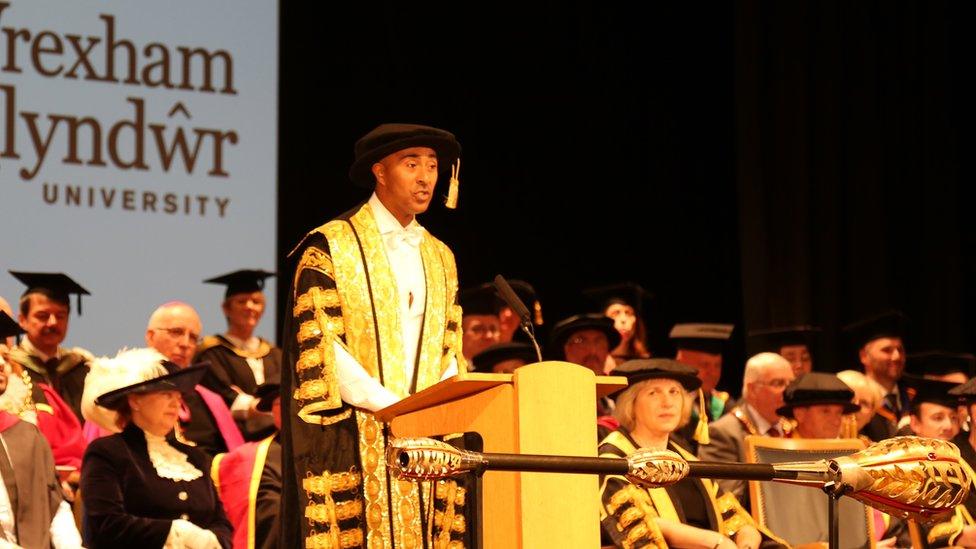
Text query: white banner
0 0 278 355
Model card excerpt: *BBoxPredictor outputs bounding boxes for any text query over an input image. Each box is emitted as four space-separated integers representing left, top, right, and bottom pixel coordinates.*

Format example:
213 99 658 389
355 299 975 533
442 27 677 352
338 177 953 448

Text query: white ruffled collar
144 431 203 482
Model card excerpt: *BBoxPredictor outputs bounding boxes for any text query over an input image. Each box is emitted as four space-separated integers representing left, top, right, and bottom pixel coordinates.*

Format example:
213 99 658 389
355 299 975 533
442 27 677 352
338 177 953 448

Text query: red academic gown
35 382 86 470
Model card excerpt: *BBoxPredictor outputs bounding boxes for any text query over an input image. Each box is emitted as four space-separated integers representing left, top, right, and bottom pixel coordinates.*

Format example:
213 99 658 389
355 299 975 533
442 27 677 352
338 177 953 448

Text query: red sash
195 385 244 451
213 436 274 549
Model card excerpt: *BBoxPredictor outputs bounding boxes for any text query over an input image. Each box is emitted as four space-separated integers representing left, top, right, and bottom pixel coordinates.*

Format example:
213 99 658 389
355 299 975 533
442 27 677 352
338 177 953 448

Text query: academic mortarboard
348 123 461 188
582 282 653 316
901 374 961 409
776 372 859 418
906 351 976 379
612 358 701 392
747 325 821 355
548 314 622 358
9 270 90 315
471 342 537 373
842 310 909 350
669 323 734 355
504 279 543 325
459 283 503 317
0 311 24 340
204 269 276 299
254 382 281 412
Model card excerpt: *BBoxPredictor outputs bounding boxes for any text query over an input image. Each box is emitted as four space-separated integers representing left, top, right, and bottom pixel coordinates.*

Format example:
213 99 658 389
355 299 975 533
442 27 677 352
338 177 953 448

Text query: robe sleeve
599 474 668 549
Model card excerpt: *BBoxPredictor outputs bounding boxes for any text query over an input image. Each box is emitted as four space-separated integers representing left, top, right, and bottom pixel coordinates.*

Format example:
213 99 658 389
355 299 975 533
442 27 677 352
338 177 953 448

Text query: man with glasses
145 301 243 457
699 352 795 507
459 283 503 364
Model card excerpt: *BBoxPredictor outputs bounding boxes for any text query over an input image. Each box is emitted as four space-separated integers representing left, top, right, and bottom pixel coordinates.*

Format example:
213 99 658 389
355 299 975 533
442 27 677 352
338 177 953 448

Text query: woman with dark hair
80 348 231 548
599 359 786 549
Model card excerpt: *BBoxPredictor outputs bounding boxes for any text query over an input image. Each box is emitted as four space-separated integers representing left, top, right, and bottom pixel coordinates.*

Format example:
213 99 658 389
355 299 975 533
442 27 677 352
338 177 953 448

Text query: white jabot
144 431 203 482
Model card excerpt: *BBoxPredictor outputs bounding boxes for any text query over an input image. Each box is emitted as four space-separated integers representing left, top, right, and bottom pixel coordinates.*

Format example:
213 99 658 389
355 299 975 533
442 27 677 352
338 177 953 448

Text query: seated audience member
699 352 794 507
583 282 652 371
195 270 280 442
81 348 231 548
598 359 786 549
497 279 544 344
670 322 735 452
0 367 83 549
549 314 620 412
146 302 244 457
459 284 503 364
470 342 537 374
835 370 884 441
746 325 820 377
212 383 281 549
777 373 859 439
943 379 976 538
6 271 92 423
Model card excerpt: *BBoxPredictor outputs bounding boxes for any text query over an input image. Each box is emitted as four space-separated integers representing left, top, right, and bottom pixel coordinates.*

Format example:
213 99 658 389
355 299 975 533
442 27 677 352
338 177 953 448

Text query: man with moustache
6 271 91 423
699 352 795 506
195 269 281 441
843 310 909 441
280 124 468 548
145 301 243 457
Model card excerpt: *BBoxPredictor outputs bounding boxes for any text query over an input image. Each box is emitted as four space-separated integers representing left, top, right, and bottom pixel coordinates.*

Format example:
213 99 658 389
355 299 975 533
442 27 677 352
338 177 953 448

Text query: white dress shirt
222 334 265 416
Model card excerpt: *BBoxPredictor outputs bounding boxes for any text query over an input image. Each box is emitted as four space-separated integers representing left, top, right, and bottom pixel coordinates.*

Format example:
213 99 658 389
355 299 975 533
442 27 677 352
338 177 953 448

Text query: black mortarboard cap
204 269 276 299
548 314 622 358
613 358 702 392
906 351 976 378
842 309 909 350
669 323 734 355
471 342 537 373
9 270 90 315
747 325 821 355
459 283 503 316
948 377 976 404
254 382 281 412
901 374 961 408
348 123 461 188
582 281 653 316
0 311 24 339
776 372 859 418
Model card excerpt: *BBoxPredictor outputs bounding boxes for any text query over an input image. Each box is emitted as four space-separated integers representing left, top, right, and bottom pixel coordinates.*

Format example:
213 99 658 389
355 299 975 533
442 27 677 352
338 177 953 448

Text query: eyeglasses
757 379 791 389
467 325 501 337
153 326 201 344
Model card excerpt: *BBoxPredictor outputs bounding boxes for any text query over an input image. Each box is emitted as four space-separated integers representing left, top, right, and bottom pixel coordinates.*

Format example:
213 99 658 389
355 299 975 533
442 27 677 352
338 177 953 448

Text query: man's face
793 404 845 439
563 329 609 374
910 403 960 441
19 294 69 351
746 362 795 423
223 291 265 335
146 305 202 368
860 337 905 387
373 146 438 223
461 314 501 359
675 349 722 394
779 344 812 377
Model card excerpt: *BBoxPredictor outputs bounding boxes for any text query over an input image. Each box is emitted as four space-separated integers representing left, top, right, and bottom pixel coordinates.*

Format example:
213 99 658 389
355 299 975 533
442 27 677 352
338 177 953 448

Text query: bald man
145 302 243 457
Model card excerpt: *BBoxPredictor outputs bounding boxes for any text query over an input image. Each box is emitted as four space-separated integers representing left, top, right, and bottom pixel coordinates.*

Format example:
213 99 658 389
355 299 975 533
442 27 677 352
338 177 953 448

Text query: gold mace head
386 437 485 480
626 449 690 487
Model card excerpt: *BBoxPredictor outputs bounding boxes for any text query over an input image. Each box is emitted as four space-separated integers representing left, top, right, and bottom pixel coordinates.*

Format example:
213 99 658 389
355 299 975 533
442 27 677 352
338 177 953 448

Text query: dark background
277 1 974 397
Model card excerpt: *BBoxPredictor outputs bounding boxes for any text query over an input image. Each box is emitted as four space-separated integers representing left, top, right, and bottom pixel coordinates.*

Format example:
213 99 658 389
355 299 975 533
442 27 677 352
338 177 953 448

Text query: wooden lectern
376 361 626 548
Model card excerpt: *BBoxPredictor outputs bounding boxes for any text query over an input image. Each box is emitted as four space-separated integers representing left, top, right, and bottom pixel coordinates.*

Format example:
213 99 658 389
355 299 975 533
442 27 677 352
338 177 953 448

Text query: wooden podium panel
383 362 626 548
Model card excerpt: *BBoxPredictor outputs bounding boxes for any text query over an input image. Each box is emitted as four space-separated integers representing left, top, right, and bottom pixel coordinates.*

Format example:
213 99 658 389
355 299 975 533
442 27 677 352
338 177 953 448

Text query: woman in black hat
598 359 785 549
80 348 231 548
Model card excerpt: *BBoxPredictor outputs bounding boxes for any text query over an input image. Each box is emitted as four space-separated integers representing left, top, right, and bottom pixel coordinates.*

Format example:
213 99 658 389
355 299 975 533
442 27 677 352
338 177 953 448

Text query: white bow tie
385 225 424 250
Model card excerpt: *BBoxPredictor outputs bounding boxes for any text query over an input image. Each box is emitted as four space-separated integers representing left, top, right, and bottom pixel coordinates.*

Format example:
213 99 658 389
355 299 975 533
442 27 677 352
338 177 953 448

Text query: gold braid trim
433 480 464 548
415 236 449 391
432 509 466 534
306 500 364 524
605 484 667 549
434 480 466 506
294 286 342 316
356 411 391 548
305 528 364 549
297 348 326 372
303 470 361 495
298 406 353 427
295 246 336 287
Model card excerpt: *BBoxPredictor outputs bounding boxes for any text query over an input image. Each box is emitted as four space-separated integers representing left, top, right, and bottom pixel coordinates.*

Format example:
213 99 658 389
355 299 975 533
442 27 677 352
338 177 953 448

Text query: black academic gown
8 346 89 423
0 414 63 549
81 423 232 548
180 388 229 458
195 335 282 441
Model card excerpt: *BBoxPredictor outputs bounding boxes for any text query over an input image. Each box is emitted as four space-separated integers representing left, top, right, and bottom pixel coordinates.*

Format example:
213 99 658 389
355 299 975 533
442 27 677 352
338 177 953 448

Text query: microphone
493 274 542 363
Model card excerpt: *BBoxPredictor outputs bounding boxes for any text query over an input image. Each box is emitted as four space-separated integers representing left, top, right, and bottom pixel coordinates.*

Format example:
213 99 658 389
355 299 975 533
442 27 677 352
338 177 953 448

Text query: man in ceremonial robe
196 269 282 441
6 271 92 423
281 123 468 549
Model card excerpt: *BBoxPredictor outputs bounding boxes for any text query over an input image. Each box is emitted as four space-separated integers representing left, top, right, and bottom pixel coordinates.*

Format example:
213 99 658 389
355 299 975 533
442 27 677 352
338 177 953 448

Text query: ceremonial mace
388 436 971 547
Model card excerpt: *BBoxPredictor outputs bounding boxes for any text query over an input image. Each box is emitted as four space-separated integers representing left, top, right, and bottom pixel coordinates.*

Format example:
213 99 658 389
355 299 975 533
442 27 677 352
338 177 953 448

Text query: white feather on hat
82 347 169 433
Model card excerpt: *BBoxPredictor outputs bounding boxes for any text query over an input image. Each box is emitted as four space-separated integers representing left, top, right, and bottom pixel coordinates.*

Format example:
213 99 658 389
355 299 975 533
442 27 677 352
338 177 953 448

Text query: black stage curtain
735 0 974 370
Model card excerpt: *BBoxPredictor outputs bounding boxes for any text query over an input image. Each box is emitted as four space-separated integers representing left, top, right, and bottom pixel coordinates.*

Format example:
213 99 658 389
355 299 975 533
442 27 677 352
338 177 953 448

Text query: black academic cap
902 374 961 409
459 283 502 317
747 325 821 355
9 270 90 315
503 280 543 326
0 311 24 339
842 310 909 350
254 382 281 412
548 314 622 358
204 269 276 299
582 282 653 316
471 342 537 373
949 378 976 404
613 358 702 392
906 351 976 379
776 372 859 418
669 323 734 355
